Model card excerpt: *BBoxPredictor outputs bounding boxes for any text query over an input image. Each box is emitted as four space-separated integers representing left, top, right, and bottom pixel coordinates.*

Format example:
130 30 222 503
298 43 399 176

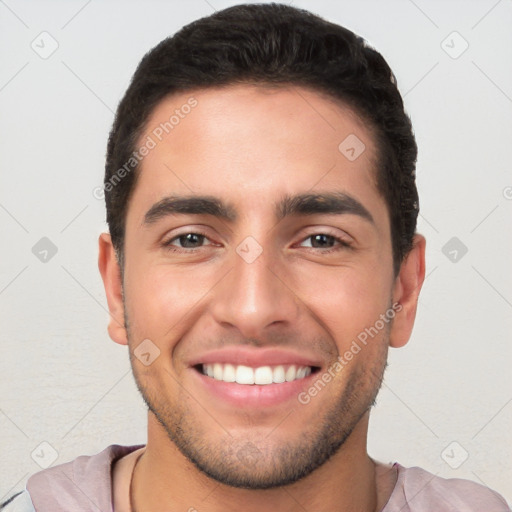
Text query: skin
99 84 426 512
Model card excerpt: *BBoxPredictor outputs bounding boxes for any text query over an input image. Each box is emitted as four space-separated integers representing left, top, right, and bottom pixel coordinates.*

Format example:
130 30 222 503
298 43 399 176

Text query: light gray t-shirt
1 444 510 511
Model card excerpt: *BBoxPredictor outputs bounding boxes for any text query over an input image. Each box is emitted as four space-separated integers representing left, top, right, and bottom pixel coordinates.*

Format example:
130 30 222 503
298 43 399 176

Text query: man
2 3 509 511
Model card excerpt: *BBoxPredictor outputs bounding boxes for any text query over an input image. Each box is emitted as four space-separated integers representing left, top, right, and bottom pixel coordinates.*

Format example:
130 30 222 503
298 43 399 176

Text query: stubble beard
125 305 389 489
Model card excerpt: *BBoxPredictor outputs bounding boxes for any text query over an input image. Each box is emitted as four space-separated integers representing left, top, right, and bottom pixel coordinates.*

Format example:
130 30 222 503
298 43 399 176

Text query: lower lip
191 368 318 407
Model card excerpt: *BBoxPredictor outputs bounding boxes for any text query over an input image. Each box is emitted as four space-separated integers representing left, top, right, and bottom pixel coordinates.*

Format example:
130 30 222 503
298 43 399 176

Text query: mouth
190 362 322 408
188 347 324 407
195 363 320 385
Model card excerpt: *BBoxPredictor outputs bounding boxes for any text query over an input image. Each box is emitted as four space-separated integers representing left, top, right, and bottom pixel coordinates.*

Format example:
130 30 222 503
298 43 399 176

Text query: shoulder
1 444 145 512
384 463 511 512
26 442 141 487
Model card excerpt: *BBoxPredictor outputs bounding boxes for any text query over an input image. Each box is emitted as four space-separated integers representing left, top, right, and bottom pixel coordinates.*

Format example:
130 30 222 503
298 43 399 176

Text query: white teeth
223 363 236 382
272 365 286 383
236 365 255 384
201 363 313 385
254 366 273 385
285 365 297 382
213 363 223 381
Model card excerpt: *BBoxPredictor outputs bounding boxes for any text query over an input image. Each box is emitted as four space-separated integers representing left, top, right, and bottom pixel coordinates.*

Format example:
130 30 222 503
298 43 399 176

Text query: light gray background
1 0 511 504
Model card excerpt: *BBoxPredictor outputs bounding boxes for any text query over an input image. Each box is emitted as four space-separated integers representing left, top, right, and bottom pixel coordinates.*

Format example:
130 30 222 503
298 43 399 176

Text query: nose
210 241 300 340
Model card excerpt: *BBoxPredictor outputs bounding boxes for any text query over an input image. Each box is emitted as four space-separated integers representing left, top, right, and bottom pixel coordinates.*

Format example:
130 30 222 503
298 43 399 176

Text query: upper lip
189 347 322 369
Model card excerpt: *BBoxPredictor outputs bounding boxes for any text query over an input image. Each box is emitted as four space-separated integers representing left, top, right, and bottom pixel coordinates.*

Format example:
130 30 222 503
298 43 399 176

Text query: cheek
124 261 214 339
293 263 392 347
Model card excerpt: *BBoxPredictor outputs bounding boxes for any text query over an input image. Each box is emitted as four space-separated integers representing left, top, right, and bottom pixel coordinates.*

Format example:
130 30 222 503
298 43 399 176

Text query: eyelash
161 231 352 254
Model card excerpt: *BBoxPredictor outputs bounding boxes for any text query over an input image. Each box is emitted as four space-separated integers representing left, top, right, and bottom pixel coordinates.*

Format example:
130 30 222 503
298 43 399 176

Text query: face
100 84 424 489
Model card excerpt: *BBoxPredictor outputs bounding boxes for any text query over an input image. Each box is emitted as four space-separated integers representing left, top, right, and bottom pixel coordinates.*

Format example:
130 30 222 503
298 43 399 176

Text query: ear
98 232 128 345
389 234 426 348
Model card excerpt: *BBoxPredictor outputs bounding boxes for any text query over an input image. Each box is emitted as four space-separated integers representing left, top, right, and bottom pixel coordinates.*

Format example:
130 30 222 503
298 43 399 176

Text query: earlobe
97 232 128 345
389 234 426 348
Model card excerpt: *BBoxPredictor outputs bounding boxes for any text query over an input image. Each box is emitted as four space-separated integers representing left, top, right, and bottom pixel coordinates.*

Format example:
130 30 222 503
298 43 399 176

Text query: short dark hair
104 2 419 277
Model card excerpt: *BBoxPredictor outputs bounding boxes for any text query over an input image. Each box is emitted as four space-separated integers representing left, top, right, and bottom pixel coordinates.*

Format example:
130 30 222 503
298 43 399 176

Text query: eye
160 231 352 254
298 233 352 252
162 231 214 252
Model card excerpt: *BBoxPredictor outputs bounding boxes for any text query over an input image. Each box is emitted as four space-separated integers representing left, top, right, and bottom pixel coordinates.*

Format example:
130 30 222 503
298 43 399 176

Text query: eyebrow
142 192 374 226
276 192 374 224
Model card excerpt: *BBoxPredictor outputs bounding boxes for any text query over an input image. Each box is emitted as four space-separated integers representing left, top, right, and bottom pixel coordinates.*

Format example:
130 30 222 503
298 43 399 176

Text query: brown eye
299 233 352 251
162 231 213 252
308 234 336 248
173 233 206 248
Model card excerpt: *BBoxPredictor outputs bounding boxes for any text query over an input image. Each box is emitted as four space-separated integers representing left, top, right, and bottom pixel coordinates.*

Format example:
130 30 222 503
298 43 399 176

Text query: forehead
142 83 377 155
128 84 384 223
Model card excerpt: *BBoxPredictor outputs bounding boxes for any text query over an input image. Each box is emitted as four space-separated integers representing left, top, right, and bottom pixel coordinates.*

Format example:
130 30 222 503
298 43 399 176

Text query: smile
200 363 313 385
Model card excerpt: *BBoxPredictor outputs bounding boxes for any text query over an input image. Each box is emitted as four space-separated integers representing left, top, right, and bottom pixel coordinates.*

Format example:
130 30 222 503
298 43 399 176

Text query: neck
132 412 384 512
